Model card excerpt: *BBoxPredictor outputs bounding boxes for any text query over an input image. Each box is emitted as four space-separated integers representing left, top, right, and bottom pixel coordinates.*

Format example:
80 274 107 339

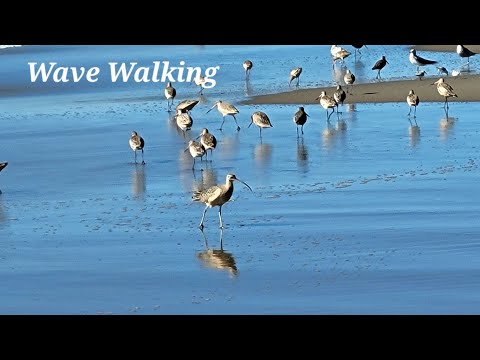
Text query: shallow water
0 45 479 314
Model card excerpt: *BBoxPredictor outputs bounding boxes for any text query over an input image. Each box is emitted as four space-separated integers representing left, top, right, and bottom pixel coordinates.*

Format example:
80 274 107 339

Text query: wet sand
243 45 480 105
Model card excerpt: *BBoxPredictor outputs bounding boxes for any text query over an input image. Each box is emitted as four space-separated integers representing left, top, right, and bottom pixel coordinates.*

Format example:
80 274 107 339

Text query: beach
243 45 480 105
1 45 480 314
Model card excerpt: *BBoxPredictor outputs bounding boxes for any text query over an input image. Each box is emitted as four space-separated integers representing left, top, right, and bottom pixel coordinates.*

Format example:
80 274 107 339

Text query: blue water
0 45 479 314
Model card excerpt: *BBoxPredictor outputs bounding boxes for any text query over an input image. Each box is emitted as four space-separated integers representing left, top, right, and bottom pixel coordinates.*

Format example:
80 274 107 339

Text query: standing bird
343 69 356 94
332 49 351 67
293 106 309 136
196 128 217 160
184 140 206 170
164 81 176 112
248 111 273 138
351 44 367 59
315 91 338 122
192 173 252 231
437 66 448 76
372 55 388 79
176 99 199 114
289 67 302 87
175 109 193 137
207 100 241 131
409 49 437 72
194 75 207 94
129 131 145 165
416 70 427 80
432 78 458 110
406 89 420 120
243 60 253 80
457 45 476 65
333 85 347 113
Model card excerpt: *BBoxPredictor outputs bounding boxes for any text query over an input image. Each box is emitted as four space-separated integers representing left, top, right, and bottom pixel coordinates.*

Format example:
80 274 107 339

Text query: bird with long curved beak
192 173 253 231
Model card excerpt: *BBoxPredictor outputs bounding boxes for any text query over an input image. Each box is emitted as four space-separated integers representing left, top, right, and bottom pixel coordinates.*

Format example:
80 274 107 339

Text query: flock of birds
1 45 475 231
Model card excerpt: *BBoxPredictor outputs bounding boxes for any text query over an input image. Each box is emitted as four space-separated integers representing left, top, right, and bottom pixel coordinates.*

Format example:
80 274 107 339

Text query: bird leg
301 125 304 135
218 205 224 229
141 149 145 165
219 117 226 131
232 115 241 131
192 157 196 170
296 126 299 137
407 107 412 117
199 205 209 230
134 151 137 164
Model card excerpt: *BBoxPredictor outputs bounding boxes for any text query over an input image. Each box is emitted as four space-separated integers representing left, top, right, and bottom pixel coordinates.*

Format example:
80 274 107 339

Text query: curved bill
206 102 218 114
233 178 253 192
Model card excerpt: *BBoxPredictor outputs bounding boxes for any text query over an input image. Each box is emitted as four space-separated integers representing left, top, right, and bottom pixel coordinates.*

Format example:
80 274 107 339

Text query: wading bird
207 100 241 131
243 60 253 80
406 89 420 120
248 111 273 138
129 131 145 165
432 78 458 110
293 106 309 136
164 81 176 112
289 67 302 87
372 55 388 79
196 128 217 160
192 173 252 230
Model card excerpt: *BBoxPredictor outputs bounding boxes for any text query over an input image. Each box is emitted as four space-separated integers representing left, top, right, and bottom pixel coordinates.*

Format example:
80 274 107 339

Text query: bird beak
305 112 310 117
206 104 216 114
184 146 190 152
248 120 253 128
314 97 319 101
234 178 253 192
195 134 201 140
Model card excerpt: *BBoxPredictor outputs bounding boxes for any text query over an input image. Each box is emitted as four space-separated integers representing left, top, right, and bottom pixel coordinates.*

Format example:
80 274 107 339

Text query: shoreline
242 45 480 106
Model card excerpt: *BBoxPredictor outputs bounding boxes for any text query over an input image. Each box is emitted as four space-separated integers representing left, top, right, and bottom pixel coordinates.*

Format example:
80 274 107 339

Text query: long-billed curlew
243 60 253 80
176 99 199 114
175 109 193 137
129 131 145 165
432 77 458 110
409 49 437 72
293 106 309 136
207 100 241 131
196 128 217 160
192 173 252 230
164 81 176 112
248 111 273 138
315 91 338 122
184 140 205 170
372 55 388 79
406 89 420 122
289 67 302 87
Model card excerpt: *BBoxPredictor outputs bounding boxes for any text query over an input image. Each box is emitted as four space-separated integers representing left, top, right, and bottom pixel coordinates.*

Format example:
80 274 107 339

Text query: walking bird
207 100 241 131
192 173 252 230
248 111 273 138
164 81 176 112
372 56 388 79
289 67 302 87
406 89 420 120
432 78 458 110
129 131 145 165
293 106 309 136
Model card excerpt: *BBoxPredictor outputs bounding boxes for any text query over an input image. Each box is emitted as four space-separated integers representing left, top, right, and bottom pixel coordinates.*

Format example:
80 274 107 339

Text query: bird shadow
196 228 238 278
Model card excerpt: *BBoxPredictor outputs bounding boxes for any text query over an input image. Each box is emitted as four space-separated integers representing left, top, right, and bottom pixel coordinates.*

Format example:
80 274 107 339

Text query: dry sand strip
242 75 480 105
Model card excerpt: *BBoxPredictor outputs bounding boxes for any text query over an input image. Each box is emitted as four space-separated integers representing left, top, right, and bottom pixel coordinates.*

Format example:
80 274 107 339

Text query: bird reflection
439 115 456 141
332 66 347 86
254 142 272 167
408 125 421 147
296 137 309 172
197 228 238 277
198 93 208 105
190 164 218 193
244 79 253 97
131 163 146 199
219 132 241 160
322 120 337 151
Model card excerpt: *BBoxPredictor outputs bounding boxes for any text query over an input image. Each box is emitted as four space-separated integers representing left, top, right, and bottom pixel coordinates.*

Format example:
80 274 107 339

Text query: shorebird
184 140 205 170
406 89 420 120
289 67 302 87
333 85 346 113
175 109 193 137
176 99 199 113
248 111 273 138
196 128 217 160
437 66 448 76
432 78 458 110
315 91 338 122
451 69 461 77
243 60 253 80
372 55 388 79
164 81 176 112
192 173 252 231
207 100 241 131
194 75 207 94
351 44 367 59
409 49 437 72
416 70 427 80
129 131 145 165
332 49 351 67
331 45 343 57
293 106 309 136
343 69 356 94
457 45 476 64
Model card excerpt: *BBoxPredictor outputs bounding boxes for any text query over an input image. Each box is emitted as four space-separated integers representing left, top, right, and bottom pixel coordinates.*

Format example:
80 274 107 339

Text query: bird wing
193 185 223 203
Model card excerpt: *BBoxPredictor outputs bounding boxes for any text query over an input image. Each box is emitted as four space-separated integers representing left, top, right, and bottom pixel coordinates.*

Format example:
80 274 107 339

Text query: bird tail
192 191 202 202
